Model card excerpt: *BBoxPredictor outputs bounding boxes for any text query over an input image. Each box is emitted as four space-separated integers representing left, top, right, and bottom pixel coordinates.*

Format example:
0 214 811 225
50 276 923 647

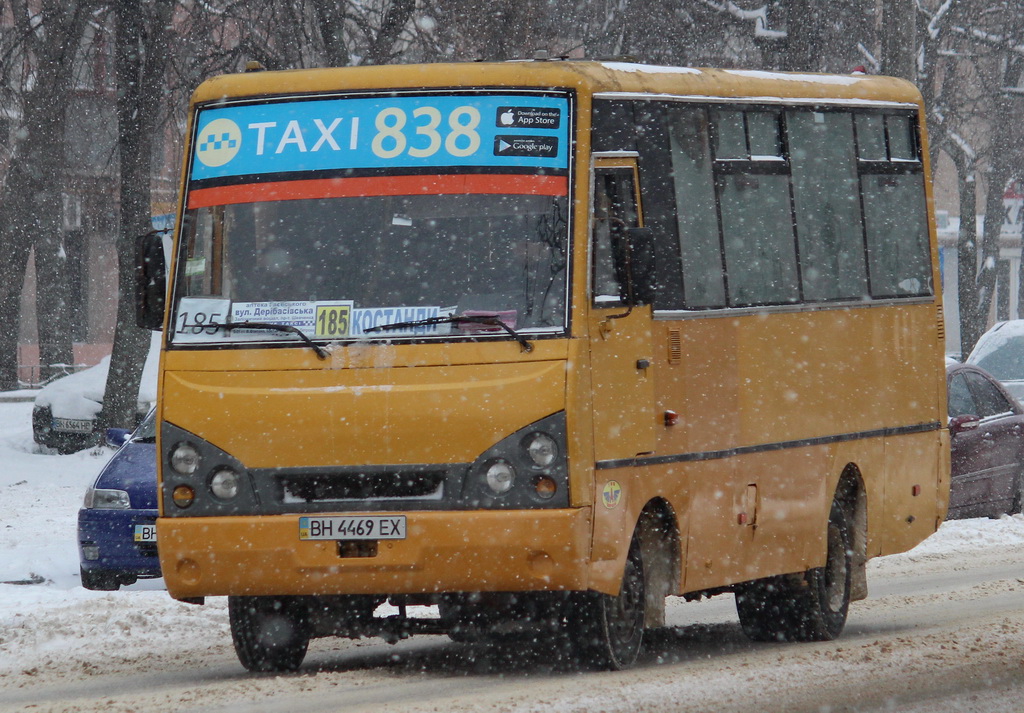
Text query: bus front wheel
229 595 311 672
570 537 645 669
735 500 852 642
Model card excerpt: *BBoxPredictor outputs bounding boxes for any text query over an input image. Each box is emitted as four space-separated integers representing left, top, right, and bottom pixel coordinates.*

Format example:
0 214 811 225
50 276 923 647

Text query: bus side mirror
135 230 167 330
626 227 656 306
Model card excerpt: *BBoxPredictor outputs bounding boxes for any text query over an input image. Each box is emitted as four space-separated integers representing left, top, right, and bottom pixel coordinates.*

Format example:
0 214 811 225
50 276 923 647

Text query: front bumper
78 508 161 577
158 507 591 599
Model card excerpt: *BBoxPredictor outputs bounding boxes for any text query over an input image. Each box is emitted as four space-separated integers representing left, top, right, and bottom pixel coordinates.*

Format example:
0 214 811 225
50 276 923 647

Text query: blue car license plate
133 524 157 542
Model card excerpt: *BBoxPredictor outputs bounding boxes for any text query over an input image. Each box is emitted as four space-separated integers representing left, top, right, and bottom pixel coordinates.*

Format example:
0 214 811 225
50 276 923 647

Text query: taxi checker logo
196 118 242 168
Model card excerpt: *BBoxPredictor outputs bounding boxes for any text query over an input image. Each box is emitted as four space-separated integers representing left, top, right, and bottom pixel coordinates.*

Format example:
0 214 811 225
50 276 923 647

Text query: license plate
52 417 93 434
299 515 406 541
134 524 157 542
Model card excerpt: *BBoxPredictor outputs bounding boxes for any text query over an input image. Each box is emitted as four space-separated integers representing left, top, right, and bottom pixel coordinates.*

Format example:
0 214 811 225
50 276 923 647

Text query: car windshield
172 192 569 344
131 409 157 442
971 335 1024 381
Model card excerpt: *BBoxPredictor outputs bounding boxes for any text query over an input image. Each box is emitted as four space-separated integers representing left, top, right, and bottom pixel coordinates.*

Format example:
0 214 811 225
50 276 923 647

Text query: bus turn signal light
534 476 557 499
172 485 196 508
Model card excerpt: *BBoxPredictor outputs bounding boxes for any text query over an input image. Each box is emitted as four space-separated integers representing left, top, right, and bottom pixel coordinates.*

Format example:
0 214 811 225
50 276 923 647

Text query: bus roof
191 60 923 110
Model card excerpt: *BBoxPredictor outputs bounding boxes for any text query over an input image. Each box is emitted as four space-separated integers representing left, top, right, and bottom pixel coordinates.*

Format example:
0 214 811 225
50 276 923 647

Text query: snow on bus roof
723 69 866 85
598 62 702 75
596 64 871 86
593 91 917 108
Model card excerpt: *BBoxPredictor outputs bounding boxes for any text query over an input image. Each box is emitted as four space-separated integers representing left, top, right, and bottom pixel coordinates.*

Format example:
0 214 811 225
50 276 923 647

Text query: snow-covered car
966 319 1024 402
32 335 159 454
78 408 160 590
947 360 1024 519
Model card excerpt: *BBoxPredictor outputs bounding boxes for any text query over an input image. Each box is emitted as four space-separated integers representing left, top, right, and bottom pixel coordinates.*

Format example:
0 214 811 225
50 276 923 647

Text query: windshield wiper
364 315 534 353
207 321 330 360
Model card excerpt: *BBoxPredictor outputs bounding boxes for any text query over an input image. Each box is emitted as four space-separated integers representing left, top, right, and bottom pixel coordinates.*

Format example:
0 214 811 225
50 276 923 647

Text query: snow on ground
31 333 160 420
2 396 1024 683
0 398 228 678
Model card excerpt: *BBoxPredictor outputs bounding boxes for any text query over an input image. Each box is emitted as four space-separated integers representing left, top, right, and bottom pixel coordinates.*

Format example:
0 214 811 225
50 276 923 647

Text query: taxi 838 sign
191 92 570 181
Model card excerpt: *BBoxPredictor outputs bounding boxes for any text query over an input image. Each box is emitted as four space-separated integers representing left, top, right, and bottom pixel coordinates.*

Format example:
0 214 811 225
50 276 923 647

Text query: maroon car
947 361 1024 519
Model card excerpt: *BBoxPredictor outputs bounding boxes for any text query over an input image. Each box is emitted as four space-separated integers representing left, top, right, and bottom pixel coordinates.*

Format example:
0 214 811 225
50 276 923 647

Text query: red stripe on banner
187 174 568 208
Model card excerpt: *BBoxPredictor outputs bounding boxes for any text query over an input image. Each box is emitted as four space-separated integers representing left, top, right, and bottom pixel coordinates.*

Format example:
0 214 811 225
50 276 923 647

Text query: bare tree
880 0 917 80
7 0 1017 418
363 0 419 64
0 1 100 388
918 0 1024 354
95 0 177 432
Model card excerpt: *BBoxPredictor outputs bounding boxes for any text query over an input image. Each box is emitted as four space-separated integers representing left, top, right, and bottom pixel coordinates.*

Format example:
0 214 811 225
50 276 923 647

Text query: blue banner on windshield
190 92 571 182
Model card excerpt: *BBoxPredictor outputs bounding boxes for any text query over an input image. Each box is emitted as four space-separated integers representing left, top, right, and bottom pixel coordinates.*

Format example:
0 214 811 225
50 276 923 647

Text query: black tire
1010 471 1024 515
229 595 311 673
736 500 852 642
570 538 645 670
80 566 120 591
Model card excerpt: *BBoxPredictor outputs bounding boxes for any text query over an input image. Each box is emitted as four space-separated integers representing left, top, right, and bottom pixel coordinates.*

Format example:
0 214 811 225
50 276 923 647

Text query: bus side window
856 112 931 298
668 106 725 308
592 169 638 305
787 110 867 301
711 108 799 307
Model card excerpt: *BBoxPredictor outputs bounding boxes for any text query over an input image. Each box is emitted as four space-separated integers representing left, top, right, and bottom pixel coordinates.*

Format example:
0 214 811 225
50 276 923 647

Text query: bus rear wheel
735 500 852 642
570 537 645 670
229 595 311 672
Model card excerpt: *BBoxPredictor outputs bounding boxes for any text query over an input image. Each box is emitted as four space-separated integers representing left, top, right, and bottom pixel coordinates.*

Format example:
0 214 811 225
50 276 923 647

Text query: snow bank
32 332 161 418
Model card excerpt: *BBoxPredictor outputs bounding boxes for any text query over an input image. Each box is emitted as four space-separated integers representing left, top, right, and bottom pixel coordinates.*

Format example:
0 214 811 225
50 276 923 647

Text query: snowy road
2 398 1023 712
3 537 1024 713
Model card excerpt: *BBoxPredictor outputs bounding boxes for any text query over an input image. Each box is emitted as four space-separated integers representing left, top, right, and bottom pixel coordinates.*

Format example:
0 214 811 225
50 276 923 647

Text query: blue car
78 408 160 590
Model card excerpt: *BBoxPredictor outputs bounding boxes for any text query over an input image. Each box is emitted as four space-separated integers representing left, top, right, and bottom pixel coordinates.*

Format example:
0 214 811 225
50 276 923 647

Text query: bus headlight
210 468 241 500
170 442 201 475
484 460 516 494
465 412 568 508
524 432 558 467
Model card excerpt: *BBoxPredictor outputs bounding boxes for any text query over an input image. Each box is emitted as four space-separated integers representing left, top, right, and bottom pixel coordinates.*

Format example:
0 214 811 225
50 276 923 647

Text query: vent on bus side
668 329 682 365
936 304 946 342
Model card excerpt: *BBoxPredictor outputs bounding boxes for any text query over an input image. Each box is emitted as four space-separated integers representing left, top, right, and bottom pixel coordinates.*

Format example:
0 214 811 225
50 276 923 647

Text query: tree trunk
974 165 1010 346
780 0 825 72
957 164 981 357
880 0 916 81
27 111 74 381
0 1 86 386
364 0 418 65
311 0 351 67
96 0 174 431
0 240 32 389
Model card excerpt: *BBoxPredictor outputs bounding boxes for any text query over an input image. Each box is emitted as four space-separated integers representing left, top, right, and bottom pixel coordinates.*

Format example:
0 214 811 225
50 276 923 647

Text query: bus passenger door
588 161 657 463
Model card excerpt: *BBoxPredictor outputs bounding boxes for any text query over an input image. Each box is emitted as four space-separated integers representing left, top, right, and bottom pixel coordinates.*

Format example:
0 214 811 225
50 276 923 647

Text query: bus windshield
175 191 568 343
